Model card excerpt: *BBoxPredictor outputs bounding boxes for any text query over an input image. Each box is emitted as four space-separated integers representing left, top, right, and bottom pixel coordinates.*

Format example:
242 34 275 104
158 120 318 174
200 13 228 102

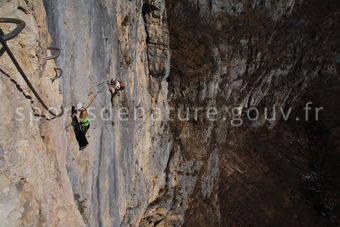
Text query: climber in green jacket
71 102 90 150
76 102 90 135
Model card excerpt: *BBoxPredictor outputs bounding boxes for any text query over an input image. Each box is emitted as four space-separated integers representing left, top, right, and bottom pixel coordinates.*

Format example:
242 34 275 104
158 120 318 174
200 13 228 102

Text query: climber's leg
72 115 89 150
109 87 118 105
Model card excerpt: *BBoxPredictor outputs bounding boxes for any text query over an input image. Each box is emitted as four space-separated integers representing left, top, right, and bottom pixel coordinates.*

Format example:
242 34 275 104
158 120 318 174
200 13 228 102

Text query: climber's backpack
119 82 126 90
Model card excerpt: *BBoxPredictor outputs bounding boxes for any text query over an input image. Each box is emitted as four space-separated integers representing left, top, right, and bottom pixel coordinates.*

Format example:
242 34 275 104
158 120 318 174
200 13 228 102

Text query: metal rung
0 18 64 120
45 47 60 60
0 18 25 41
51 67 63 83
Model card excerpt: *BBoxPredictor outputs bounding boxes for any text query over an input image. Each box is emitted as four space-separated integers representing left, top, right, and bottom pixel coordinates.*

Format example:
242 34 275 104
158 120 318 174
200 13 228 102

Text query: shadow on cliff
165 0 340 226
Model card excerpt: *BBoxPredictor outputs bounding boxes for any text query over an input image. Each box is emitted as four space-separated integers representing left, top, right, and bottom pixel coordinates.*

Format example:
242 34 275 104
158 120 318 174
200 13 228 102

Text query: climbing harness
51 67 62 83
79 110 90 134
80 114 89 127
0 18 63 120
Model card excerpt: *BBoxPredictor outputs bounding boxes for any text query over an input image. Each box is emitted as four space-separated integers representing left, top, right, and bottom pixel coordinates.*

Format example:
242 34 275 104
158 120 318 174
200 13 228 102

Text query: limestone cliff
0 0 84 226
0 0 339 227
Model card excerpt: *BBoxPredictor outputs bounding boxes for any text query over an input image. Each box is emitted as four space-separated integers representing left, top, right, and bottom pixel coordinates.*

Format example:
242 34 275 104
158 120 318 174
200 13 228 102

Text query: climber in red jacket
108 78 125 103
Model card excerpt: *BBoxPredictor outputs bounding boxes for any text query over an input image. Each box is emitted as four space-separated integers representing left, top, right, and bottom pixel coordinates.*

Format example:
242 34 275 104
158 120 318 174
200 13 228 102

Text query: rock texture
165 0 340 226
0 0 339 226
0 0 84 226
43 0 171 226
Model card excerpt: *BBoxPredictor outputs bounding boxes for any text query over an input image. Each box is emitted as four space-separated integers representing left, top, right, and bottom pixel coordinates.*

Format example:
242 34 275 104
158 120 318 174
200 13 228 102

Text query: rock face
0 0 339 226
43 0 171 226
0 0 84 226
164 0 340 226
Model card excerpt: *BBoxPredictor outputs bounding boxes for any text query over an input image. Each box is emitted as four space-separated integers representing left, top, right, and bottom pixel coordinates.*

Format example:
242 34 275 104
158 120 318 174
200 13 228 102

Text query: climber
109 78 125 94
71 102 90 150
76 102 90 135
108 78 125 103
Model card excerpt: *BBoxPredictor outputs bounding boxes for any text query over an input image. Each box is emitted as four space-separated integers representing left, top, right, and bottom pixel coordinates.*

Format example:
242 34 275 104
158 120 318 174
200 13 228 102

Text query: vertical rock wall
164 0 340 226
1 0 339 226
43 0 171 226
0 0 84 226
